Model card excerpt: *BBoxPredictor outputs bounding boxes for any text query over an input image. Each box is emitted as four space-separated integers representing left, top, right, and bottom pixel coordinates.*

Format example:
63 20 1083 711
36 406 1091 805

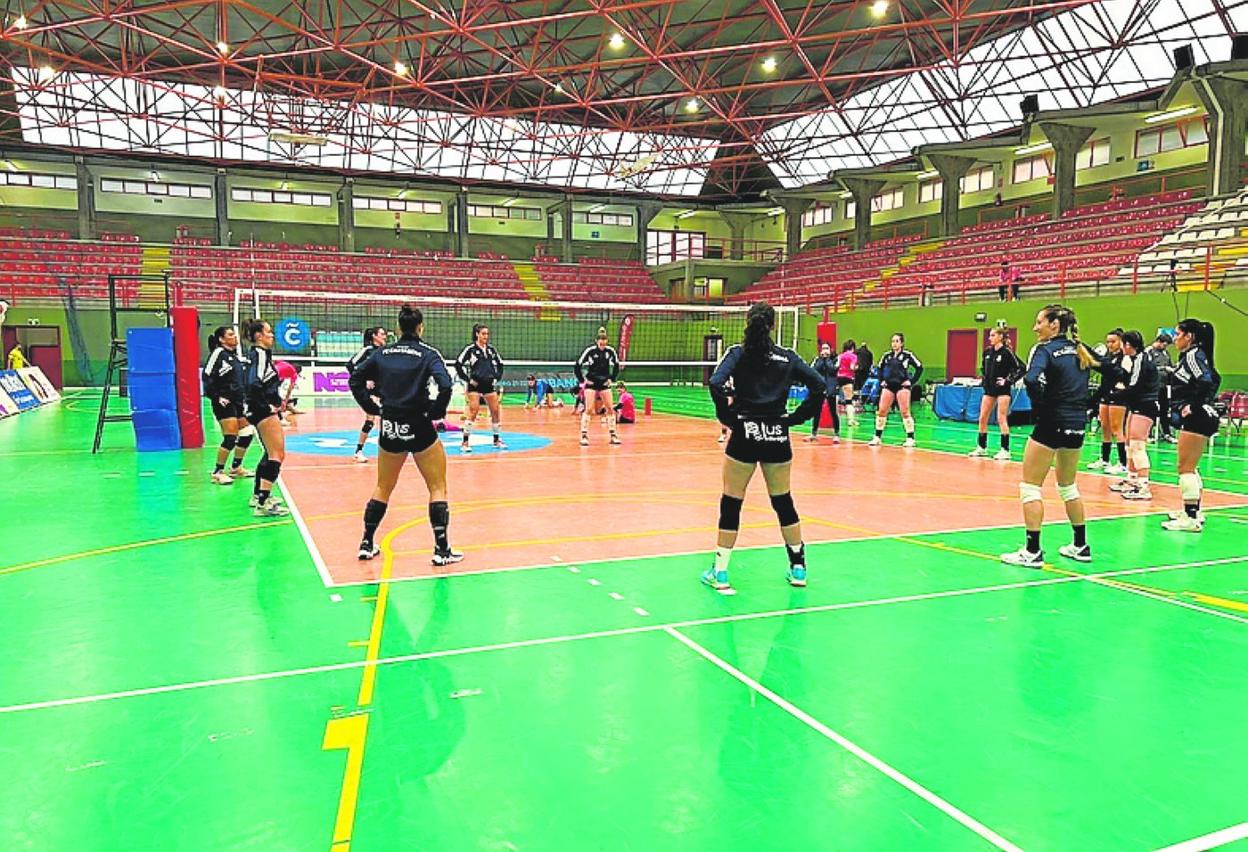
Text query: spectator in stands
998 261 1018 302
1150 333 1176 442
1010 272 1022 301
615 383 636 424
6 342 27 371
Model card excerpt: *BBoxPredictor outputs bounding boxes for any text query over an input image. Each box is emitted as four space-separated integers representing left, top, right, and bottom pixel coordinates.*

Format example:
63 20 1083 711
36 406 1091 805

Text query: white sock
714 547 732 574
580 412 589 434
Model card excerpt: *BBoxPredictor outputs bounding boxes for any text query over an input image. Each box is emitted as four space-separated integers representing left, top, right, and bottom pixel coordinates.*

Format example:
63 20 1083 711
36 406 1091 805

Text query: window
468 204 541 220
352 196 443 214
960 165 994 194
646 229 706 265
801 204 835 228
845 200 855 219
98 176 206 198
1076 138 1111 170
0 170 78 190
872 187 904 213
232 187 332 207
918 178 943 203
1135 117 1209 158
1012 154 1052 184
572 211 635 227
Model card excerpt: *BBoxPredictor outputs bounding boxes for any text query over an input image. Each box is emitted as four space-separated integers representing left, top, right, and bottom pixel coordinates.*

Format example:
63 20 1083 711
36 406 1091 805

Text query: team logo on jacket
743 421 786 442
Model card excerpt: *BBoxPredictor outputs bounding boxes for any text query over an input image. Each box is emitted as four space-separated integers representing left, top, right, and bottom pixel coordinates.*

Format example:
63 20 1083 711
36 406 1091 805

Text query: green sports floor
2 389 1247 852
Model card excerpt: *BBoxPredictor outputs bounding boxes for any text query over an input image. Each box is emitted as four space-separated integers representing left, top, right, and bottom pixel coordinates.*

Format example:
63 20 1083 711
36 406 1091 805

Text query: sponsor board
18 367 60 403
0 387 18 418
0 370 40 411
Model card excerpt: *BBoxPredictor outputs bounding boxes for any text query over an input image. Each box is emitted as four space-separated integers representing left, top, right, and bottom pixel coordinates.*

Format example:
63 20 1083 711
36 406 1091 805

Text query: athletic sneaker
249 494 285 509
804 435 819 443
968 447 989 458
786 564 807 587
832 435 840 445
1162 515 1203 532
358 541 380 561
1108 479 1134 492
1122 486 1152 501
867 436 882 447
1104 463 1126 475
493 438 507 450
701 566 735 595
579 434 589 447
253 500 291 517
1000 547 1044 567
1058 543 1092 563
609 434 621 446
229 466 254 479
210 471 234 485
1087 459 1108 470
461 441 473 455
1167 509 1207 522
353 451 368 464
903 437 916 448
431 548 465 566
1161 434 1178 444
993 449 1012 461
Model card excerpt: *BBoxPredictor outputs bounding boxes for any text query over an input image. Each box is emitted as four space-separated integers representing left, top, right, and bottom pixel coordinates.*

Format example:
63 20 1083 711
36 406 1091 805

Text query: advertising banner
18 367 60 404
0 387 18 418
0 370 40 411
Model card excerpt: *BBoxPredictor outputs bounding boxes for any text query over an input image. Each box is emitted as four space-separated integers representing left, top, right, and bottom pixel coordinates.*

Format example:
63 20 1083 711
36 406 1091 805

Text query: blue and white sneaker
701 566 735 595
786 564 807 587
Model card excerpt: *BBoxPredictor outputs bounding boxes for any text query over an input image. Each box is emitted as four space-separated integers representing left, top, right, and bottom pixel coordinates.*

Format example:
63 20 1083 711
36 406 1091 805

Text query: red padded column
171 306 205 449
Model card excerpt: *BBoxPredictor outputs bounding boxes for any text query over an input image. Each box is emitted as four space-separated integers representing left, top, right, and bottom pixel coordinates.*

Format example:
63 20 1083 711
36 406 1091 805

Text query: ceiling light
1014 141 1053 155
3 160 16 172
869 0 889 17
393 60 409 77
684 97 700 113
216 41 230 56
280 180 289 190
676 209 697 219
553 81 565 94
608 32 626 50
502 197 518 207
14 14 28 30
150 170 161 182
916 169 940 180
839 191 854 199
767 206 785 216
212 85 228 100
1145 105 1198 124
589 203 608 213
761 56 778 73
36 65 55 83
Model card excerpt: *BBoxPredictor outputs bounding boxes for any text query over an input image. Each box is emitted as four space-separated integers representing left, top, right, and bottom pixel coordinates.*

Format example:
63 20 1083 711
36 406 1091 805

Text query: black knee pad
718 495 744 532
361 419 375 434
220 434 238 451
235 434 254 450
258 458 282 483
769 492 799 527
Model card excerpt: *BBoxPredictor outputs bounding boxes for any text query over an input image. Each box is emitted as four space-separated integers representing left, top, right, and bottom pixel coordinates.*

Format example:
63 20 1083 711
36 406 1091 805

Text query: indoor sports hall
2 3 1248 850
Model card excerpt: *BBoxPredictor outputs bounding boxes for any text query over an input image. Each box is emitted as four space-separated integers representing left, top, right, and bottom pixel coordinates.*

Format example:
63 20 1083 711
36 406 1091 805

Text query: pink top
836 351 858 379
274 360 299 383
618 391 636 419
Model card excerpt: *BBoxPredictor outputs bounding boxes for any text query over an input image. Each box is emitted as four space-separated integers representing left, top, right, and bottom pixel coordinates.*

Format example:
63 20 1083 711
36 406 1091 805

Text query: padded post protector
171 307 205 448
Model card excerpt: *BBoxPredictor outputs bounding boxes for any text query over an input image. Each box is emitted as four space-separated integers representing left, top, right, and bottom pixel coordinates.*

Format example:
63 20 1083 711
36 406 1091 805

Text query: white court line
2 555 1243 717
323 504 1248 588
664 626 1024 852
1153 822 1248 852
278 481 334 588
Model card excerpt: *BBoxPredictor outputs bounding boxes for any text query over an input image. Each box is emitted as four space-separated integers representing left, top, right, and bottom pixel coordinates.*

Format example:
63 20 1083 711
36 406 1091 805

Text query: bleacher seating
0 228 142 302
532 256 668 303
872 190 1202 303
1126 187 1248 277
727 236 920 306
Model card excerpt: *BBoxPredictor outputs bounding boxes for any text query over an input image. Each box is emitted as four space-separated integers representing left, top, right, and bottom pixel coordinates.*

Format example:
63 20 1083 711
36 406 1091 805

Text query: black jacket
1023 335 1090 427
575 345 620 385
243 346 282 413
346 344 378 376
811 355 838 393
202 346 245 403
348 334 453 420
981 346 1025 391
878 349 923 386
1169 346 1220 409
455 343 505 386
709 343 825 426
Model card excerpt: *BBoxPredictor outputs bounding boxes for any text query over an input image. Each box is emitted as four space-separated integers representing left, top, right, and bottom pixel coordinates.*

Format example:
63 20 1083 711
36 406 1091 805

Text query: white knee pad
1179 472 1202 502
902 416 915 432
875 416 887 431
1019 482 1044 504
1129 440 1149 470
238 424 255 437
1057 482 1080 503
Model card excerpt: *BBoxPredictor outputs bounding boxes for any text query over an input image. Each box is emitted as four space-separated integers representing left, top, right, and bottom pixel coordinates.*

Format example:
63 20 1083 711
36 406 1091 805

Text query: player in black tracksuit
348 305 461 564
242 320 290 517
970 328 1026 459
869 334 923 446
704 302 825 594
1090 329 1128 473
574 328 621 446
805 343 841 443
1097 330 1161 500
1162 318 1221 532
346 326 388 463
202 325 255 484
1001 305 1093 567
454 324 506 454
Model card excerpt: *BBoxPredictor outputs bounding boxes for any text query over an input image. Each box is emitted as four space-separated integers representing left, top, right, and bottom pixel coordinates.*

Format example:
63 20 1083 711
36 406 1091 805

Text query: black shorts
243 402 276 428
983 385 1012 399
1179 404 1220 438
725 418 793 465
882 381 909 394
378 415 440 454
1128 401 1161 421
467 381 497 396
210 398 243 421
836 377 856 389
1030 419 1086 450
585 380 611 393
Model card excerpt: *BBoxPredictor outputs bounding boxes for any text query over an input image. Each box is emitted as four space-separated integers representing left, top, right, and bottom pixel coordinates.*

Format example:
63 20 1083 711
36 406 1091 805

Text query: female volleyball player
574 327 621 446
836 340 858 426
1107 330 1161 500
806 342 841 443
455 324 506 454
346 326 387 463
1089 328 1128 474
1001 305 1093 566
705 302 825 594
348 305 461 564
202 325 255 484
242 320 290 517
1162 319 1221 532
970 327 1025 460
868 333 923 447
